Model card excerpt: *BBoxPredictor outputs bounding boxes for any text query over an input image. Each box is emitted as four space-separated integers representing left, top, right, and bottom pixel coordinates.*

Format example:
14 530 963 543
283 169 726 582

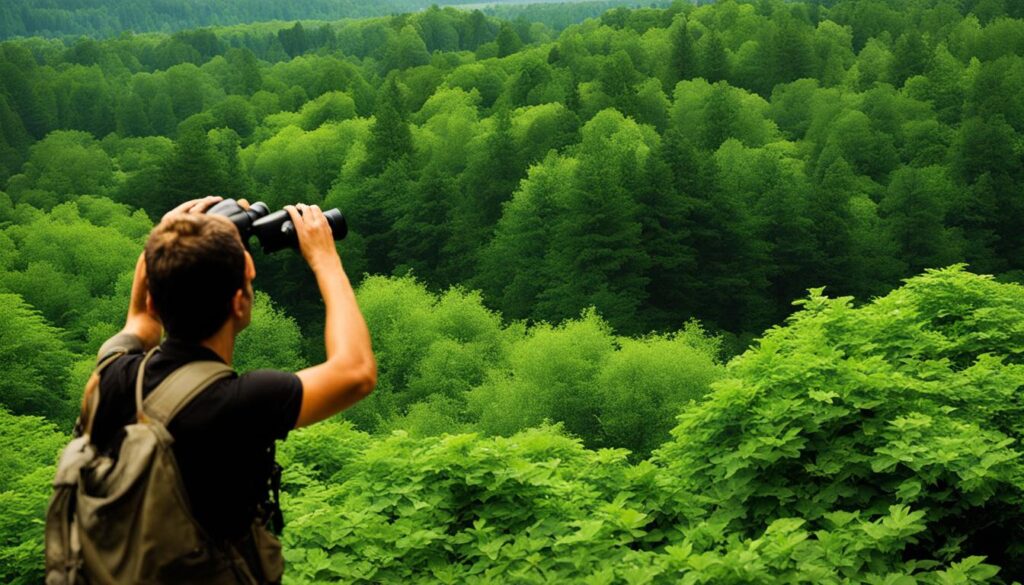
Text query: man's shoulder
229 369 304 409
215 368 304 440
235 368 301 384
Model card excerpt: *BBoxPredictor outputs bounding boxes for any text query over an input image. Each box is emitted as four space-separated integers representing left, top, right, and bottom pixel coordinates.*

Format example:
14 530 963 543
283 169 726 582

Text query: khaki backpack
45 346 285 585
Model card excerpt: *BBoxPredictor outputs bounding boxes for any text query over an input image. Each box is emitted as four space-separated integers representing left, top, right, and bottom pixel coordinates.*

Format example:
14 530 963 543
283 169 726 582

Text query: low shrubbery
278 267 1024 583
5 268 1023 583
351 276 726 457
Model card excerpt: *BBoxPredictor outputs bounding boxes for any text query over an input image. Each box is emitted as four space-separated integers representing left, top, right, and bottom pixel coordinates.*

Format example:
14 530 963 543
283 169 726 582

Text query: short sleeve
234 370 304 441
96 332 145 365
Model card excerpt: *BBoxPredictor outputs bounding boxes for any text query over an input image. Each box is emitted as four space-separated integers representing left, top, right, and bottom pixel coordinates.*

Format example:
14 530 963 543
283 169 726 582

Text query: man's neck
200 327 236 367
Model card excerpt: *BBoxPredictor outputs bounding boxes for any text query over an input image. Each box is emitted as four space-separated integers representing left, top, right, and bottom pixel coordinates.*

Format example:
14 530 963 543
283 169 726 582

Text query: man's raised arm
287 203 377 428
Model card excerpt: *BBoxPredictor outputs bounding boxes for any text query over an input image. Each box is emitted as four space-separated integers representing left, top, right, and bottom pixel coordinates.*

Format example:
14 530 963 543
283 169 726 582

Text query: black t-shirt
90 337 303 541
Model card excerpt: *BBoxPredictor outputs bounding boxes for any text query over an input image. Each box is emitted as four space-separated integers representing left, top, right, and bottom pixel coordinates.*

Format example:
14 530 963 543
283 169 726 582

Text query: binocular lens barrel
252 208 348 254
205 199 347 255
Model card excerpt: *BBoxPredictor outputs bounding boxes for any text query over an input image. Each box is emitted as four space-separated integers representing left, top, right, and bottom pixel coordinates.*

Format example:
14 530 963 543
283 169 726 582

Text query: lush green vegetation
280 267 1024 583
3 0 1024 581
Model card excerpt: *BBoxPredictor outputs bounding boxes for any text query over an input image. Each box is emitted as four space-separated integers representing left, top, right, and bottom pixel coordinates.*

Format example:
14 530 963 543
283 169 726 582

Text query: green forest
3 0 1024 582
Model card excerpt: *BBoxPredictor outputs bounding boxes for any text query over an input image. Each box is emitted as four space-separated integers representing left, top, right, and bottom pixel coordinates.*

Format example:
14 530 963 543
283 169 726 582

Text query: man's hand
284 203 341 273
161 195 225 222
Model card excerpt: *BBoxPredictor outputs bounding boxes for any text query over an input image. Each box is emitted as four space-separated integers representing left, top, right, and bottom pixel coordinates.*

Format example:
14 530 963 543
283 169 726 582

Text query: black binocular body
206 199 347 254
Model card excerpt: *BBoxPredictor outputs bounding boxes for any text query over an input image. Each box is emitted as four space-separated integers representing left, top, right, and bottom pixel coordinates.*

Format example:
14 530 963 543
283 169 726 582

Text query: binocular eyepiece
206 199 347 254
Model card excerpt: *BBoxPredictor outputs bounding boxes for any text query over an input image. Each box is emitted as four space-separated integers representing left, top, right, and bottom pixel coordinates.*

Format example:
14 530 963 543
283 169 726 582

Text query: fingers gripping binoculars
206 199 347 254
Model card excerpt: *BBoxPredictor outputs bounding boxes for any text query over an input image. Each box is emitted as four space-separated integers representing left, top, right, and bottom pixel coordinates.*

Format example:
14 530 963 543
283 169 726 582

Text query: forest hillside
2 0 1024 582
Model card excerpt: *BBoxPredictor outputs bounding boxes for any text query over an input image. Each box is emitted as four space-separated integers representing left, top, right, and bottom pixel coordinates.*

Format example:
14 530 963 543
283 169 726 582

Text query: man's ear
145 292 162 323
245 251 256 279
233 288 249 319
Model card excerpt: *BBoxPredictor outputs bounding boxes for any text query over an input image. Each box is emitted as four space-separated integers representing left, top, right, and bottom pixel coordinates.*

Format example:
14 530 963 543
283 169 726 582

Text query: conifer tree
363 78 413 177
463 10 490 49
117 94 152 137
753 164 818 318
637 140 698 330
210 129 254 201
538 129 649 332
148 93 177 136
226 47 262 94
496 22 523 57
700 82 740 150
771 17 815 84
360 157 415 274
669 15 696 85
278 22 308 58
809 156 859 294
383 25 430 71
390 165 455 285
880 166 961 274
443 108 523 283
151 127 228 216
476 153 569 321
892 32 929 85
687 160 771 332
700 31 729 83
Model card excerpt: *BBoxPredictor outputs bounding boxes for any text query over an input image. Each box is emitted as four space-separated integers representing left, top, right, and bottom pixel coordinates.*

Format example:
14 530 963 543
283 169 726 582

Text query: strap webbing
135 347 235 425
80 350 129 437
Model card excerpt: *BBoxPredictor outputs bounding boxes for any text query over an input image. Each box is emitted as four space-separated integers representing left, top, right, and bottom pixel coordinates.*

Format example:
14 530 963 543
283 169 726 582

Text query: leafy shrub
468 310 615 441
469 312 724 457
278 267 1022 583
281 424 655 584
595 323 724 456
0 409 67 585
344 276 511 432
0 293 76 422
351 276 724 455
656 266 1024 578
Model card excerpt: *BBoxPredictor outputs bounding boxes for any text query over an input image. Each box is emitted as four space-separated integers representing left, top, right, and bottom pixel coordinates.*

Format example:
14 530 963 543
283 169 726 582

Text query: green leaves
280 273 1024 584
656 267 1024 579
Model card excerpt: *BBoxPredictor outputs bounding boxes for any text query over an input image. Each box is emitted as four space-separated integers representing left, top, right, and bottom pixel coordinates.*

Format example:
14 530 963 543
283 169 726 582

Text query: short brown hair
145 214 246 342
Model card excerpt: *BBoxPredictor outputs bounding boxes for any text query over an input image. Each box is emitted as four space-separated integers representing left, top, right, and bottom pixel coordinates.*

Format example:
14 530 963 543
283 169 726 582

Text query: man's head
144 214 256 343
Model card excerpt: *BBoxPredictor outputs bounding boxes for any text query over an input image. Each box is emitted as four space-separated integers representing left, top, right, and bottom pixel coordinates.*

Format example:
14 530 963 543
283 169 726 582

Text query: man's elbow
354 356 378 398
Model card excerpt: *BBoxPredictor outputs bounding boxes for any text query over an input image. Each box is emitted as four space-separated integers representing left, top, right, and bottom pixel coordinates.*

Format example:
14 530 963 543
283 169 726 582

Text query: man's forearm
122 251 162 350
314 258 373 369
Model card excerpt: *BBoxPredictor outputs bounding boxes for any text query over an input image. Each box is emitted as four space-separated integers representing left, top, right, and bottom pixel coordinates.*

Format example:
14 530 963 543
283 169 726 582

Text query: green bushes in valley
351 276 725 457
276 267 1024 583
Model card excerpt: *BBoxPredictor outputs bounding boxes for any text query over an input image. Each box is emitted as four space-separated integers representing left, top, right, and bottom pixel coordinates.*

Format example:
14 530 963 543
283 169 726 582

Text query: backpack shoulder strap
79 349 130 438
136 347 235 425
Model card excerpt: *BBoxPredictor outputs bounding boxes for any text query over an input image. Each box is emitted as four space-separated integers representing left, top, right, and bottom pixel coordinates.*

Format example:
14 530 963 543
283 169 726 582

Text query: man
81 196 376 582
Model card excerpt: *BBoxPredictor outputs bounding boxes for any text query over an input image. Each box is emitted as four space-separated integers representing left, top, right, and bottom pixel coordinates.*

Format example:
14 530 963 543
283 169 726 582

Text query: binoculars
206 199 347 254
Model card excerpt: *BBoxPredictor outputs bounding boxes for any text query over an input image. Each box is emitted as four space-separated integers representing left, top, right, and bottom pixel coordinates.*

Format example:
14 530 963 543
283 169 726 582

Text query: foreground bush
280 267 1024 583
4 268 1021 583
0 409 68 585
655 266 1024 579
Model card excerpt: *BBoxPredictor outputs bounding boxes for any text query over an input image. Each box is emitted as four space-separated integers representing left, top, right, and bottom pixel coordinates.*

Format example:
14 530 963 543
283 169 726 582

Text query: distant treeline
473 0 676 31
0 0 675 40
0 0 416 39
